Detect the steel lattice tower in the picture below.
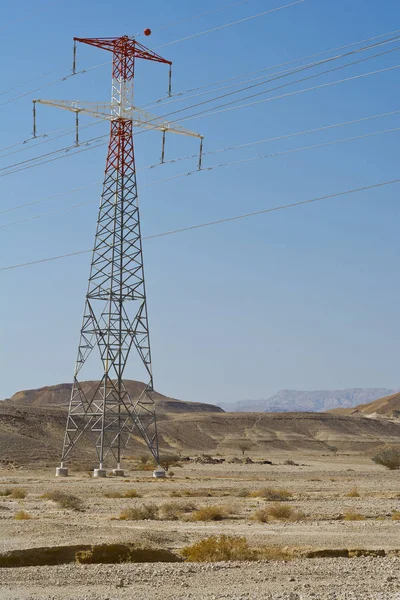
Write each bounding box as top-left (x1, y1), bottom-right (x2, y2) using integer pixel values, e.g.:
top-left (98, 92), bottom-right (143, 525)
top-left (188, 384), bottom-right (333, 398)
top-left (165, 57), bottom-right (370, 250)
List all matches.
top-left (33, 35), bottom-right (203, 477)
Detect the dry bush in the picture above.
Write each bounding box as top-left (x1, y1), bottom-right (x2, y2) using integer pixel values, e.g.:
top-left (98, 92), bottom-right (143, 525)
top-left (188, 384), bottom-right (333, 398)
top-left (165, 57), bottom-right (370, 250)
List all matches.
top-left (159, 501), bottom-right (196, 521)
top-left (346, 487), bottom-right (360, 498)
top-left (168, 471), bottom-right (175, 478)
top-left (190, 505), bottom-right (227, 522)
top-left (104, 491), bottom-right (124, 498)
top-left (372, 448), bottom-right (400, 470)
top-left (235, 489), bottom-right (250, 498)
top-left (261, 503), bottom-right (297, 521)
top-left (124, 489), bottom-right (140, 498)
top-left (119, 504), bottom-right (158, 521)
top-left (170, 490), bottom-right (183, 498)
top-left (181, 535), bottom-right (257, 562)
top-left (391, 512), bottom-right (400, 521)
top-left (343, 511), bottom-right (366, 521)
top-left (139, 455), bottom-right (150, 464)
top-left (14, 510), bottom-right (31, 520)
top-left (0, 488), bottom-right (11, 497)
top-left (134, 464), bottom-right (154, 472)
top-left (250, 488), bottom-right (292, 501)
top-left (42, 490), bottom-right (83, 511)
top-left (183, 489), bottom-right (213, 498)
top-left (11, 488), bottom-right (27, 499)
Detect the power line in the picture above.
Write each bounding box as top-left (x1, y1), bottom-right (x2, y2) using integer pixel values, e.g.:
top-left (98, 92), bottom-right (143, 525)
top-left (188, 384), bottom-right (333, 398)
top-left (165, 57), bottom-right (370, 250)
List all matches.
top-left (136, 0), bottom-right (257, 36)
top-left (1, 40), bottom-right (398, 181)
top-left (2, 107), bottom-right (400, 217)
top-left (2, 177), bottom-right (399, 272)
top-left (2, 123), bottom-right (400, 230)
top-left (146, 34), bottom-right (400, 111)
top-left (180, 63), bottom-right (400, 124)
top-left (157, 0), bottom-right (304, 48)
top-left (150, 28), bottom-right (400, 106)
top-left (156, 42), bottom-right (400, 126)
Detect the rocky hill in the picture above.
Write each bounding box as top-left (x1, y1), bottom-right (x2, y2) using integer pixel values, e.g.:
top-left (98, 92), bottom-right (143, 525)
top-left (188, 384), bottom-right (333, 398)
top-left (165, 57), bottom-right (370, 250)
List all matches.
top-left (3, 380), bottom-right (224, 415)
top-left (221, 388), bottom-right (397, 413)
top-left (329, 391), bottom-right (400, 419)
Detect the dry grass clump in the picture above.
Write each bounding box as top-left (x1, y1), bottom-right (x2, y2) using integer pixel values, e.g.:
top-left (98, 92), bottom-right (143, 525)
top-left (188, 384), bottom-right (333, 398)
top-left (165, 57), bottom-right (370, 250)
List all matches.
top-left (346, 487), bottom-right (360, 498)
top-left (190, 505), bottom-right (228, 522)
top-left (372, 448), bottom-right (400, 471)
top-left (391, 512), bottom-right (400, 521)
top-left (235, 489), bottom-right (250, 498)
top-left (181, 535), bottom-right (289, 562)
top-left (181, 535), bottom-right (257, 562)
top-left (0, 488), bottom-right (12, 497)
top-left (170, 490), bottom-right (183, 498)
top-left (124, 489), bottom-right (140, 498)
top-left (42, 490), bottom-right (83, 511)
top-left (343, 510), bottom-right (366, 521)
top-left (183, 489), bottom-right (213, 498)
top-left (11, 488), bottom-right (27, 499)
top-left (119, 504), bottom-right (158, 521)
top-left (253, 503), bottom-right (304, 522)
top-left (104, 491), bottom-right (124, 498)
top-left (159, 501), bottom-right (196, 521)
top-left (250, 488), bottom-right (292, 501)
top-left (14, 510), bottom-right (31, 520)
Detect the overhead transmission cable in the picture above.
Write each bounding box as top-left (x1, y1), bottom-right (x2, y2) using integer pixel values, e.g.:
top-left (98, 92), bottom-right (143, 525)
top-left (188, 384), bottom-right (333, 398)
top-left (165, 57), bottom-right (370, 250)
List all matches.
top-left (3, 106), bottom-right (399, 217)
top-left (156, 0), bottom-right (304, 48)
top-left (1, 177), bottom-right (399, 272)
top-left (0, 38), bottom-right (398, 179)
top-left (2, 122), bottom-right (400, 230)
top-left (151, 28), bottom-right (400, 106)
top-left (2, 32), bottom-right (393, 162)
top-left (144, 41), bottom-right (400, 128)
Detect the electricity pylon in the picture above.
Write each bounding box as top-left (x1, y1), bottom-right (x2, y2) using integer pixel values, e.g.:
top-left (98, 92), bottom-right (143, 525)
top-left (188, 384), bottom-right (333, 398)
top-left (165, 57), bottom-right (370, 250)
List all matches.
top-left (33, 35), bottom-right (203, 477)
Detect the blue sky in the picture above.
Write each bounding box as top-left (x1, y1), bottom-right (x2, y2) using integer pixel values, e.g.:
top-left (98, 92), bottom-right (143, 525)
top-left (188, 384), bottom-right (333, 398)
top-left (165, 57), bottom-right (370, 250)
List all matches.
top-left (1, 0), bottom-right (400, 404)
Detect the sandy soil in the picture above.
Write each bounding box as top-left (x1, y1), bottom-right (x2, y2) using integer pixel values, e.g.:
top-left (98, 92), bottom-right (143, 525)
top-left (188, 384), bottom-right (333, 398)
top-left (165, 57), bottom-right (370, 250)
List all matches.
top-left (0, 454), bottom-right (400, 599)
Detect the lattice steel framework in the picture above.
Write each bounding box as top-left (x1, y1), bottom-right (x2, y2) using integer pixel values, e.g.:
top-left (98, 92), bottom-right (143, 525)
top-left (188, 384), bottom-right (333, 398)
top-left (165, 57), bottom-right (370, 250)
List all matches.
top-left (33, 36), bottom-right (203, 474)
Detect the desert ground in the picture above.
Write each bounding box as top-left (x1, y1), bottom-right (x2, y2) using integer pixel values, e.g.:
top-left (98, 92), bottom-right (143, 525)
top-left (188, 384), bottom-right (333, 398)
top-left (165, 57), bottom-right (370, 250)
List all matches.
top-left (0, 452), bottom-right (400, 599)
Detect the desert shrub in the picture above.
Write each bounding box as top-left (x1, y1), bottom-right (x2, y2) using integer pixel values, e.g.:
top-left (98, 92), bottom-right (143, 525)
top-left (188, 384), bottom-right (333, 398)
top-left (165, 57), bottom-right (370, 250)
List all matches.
top-left (139, 455), bottom-right (150, 464)
top-left (42, 491), bottom-right (83, 511)
top-left (183, 489), bottom-right (213, 498)
top-left (250, 488), bottom-right (292, 501)
top-left (253, 508), bottom-right (270, 523)
top-left (343, 511), bottom-right (366, 521)
top-left (346, 487), bottom-right (360, 498)
top-left (170, 490), bottom-right (182, 497)
top-left (11, 488), bottom-right (27, 499)
top-left (190, 505), bottom-right (227, 522)
top-left (159, 454), bottom-right (181, 470)
top-left (284, 459), bottom-right (298, 466)
top-left (181, 535), bottom-right (256, 562)
top-left (372, 448), bottom-right (400, 471)
top-left (104, 491), bottom-right (124, 498)
top-left (391, 512), bottom-right (400, 521)
top-left (119, 504), bottom-right (158, 521)
top-left (264, 503), bottom-right (294, 521)
top-left (14, 510), bottom-right (31, 520)
top-left (236, 489), bottom-right (250, 498)
top-left (0, 488), bottom-right (11, 497)
top-left (168, 471), bottom-right (175, 478)
top-left (159, 501), bottom-right (196, 521)
top-left (124, 489), bottom-right (140, 498)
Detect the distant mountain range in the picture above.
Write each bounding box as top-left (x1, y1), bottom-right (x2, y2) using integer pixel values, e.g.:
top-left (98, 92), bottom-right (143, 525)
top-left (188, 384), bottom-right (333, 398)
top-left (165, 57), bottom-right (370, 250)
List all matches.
top-left (220, 388), bottom-right (397, 413)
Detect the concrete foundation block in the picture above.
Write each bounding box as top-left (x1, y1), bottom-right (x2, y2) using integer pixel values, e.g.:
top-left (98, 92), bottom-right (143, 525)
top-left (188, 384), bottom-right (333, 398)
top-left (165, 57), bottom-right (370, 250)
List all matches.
top-left (55, 467), bottom-right (68, 477)
top-left (93, 468), bottom-right (107, 478)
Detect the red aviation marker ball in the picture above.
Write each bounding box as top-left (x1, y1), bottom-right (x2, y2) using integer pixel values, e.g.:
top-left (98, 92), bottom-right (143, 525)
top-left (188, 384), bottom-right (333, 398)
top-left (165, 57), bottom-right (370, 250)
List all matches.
top-left (144, 28), bottom-right (151, 36)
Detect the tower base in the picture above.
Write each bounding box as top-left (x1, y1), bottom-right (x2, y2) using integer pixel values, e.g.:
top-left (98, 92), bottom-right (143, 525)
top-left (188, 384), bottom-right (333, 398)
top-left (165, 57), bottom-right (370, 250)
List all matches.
top-left (55, 467), bottom-right (68, 477)
top-left (112, 469), bottom-right (125, 477)
top-left (93, 468), bottom-right (107, 478)
top-left (153, 466), bottom-right (166, 479)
